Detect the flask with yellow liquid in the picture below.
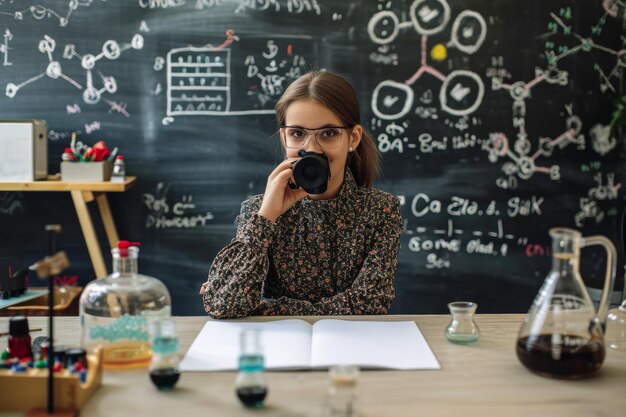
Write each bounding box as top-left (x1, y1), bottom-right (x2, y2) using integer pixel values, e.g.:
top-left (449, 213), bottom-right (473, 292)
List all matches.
top-left (80, 241), bottom-right (171, 370)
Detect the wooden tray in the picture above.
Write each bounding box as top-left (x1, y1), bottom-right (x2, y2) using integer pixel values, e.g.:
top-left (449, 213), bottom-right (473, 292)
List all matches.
top-left (0, 349), bottom-right (102, 412)
top-left (0, 286), bottom-right (82, 317)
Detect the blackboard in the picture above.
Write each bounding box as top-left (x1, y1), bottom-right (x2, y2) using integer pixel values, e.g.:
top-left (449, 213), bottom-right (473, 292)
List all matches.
top-left (0, 0), bottom-right (624, 315)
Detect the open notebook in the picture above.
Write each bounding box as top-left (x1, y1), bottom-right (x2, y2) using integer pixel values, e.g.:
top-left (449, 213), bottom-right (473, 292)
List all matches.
top-left (180, 319), bottom-right (440, 371)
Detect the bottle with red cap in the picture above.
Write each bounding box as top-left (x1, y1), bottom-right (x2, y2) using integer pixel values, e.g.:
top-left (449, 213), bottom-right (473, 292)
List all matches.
top-left (79, 240), bottom-right (171, 370)
top-left (110, 155), bottom-right (125, 183)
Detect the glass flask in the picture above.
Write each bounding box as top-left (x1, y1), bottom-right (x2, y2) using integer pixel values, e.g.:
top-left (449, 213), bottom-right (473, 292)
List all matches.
top-left (235, 329), bottom-right (268, 408)
top-left (445, 301), bottom-right (481, 344)
top-left (79, 241), bottom-right (171, 370)
top-left (516, 228), bottom-right (617, 379)
top-left (605, 255), bottom-right (626, 351)
top-left (324, 365), bottom-right (359, 417)
top-left (605, 293), bottom-right (626, 351)
top-left (149, 319), bottom-right (181, 390)
top-left (606, 209), bottom-right (626, 352)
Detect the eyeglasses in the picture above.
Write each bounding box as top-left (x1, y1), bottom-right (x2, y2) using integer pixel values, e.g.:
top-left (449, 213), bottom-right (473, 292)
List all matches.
top-left (280, 125), bottom-right (352, 150)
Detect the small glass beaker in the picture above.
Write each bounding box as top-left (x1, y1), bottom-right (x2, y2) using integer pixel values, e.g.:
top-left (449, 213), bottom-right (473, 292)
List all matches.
top-left (148, 318), bottom-right (180, 390)
top-left (445, 301), bottom-right (480, 344)
top-left (324, 365), bottom-right (359, 417)
top-left (235, 329), bottom-right (268, 408)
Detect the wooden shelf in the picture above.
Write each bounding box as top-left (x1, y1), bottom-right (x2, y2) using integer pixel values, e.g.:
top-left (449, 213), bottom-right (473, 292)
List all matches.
top-left (0, 176), bottom-right (136, 192)
top-left (0, 176), bottom-right (137, 278)
top-left (0, 290), bottom-right (48, 310)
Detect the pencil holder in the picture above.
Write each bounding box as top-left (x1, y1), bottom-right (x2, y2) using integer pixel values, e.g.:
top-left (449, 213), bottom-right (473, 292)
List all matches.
top-left (61, 161), bottom-right (113, 182)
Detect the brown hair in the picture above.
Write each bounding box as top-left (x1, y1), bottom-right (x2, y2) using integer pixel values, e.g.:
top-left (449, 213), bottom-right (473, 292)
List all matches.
top-left (275, 70), bottom-right (380, 188)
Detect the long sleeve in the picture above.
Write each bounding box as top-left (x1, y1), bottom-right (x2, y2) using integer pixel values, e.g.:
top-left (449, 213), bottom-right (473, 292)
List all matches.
top-left (252, 195), bottom-right (403, 316)
top-left (202, 197), bottom-right (275, 318)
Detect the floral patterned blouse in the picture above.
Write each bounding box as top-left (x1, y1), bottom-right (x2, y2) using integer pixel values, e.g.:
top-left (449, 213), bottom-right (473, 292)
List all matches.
top-left (202, 170), bottom-right (403, 318)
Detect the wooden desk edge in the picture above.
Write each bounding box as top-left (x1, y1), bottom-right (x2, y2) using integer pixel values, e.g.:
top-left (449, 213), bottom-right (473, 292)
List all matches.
top-left (0, 176), bottom-right (136, 192)
top-left (184, 313), bottom-right (526, 325)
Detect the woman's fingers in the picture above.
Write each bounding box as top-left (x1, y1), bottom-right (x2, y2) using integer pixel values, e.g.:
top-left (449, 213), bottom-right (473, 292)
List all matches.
top-left (273, 168), bottom-right (295, 186)
top-left (199, 282), bottom-right (208, 295)
top-left (259, 158), bottom-right (304, 221)
top-left (290, 187), bottom-right (308, 202)
top-left (274, 170), bottom-right (307, 203)
top-left (267, 158), bottom-right (298, 181)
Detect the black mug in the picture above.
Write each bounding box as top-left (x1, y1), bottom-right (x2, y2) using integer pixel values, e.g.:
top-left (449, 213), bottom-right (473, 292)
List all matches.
top-left (292, 150), bottom-right (330, 194)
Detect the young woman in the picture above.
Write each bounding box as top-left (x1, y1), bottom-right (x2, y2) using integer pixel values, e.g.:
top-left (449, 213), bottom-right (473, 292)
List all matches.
top-left (200, 70), bottom-right (403, 318)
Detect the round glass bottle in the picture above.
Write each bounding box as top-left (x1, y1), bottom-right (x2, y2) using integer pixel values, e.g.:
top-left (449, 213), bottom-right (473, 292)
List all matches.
top-left (79, 241), bottom-right (171, 370)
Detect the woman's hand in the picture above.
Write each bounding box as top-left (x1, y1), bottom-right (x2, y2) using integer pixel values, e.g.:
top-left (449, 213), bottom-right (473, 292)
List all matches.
top-left (258, 159), bottom-right (308, 222)
top-left (199, 281), bottom-right (209, 295)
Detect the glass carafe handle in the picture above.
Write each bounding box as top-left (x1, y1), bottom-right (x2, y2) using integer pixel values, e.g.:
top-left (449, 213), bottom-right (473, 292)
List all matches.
top-left (581, 235), bottom-right (617, 329)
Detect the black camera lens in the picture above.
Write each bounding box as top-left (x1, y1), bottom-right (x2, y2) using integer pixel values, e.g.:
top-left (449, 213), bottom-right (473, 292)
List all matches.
top-left (302, 165), bottom-right (319, 180)
top-left (292, 150), bottom-right (330, 194)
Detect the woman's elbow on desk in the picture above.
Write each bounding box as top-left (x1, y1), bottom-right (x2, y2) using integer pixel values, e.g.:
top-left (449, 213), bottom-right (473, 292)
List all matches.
top-left (203, 296), bottom-right (246, 319)
top-left (347, 288), bottom-right (394, 315)
top-left (202, 288), bottom-right (259, 319)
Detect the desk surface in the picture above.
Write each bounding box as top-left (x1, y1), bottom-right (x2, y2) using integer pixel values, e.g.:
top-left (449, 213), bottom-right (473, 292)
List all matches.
top-left (0, 176), bottom-right (136, 192)
top-left (2, 315), bottom-right (625, 417)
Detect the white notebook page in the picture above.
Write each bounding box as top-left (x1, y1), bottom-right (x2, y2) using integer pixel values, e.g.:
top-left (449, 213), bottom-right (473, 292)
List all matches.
top-left (310, 320), bottom-right (441, 370)
top-left (180, 319), bottom-right (312, 371)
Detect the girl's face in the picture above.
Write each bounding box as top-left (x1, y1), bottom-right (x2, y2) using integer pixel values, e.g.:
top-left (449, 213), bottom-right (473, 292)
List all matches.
top-left (281, 99), bottom-right (362, 200)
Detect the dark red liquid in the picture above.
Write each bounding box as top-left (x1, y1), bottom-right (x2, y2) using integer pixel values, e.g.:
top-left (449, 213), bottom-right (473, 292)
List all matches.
top-left (516, 335), bottom-right (605, 379)
top-left (149, 368), bottom-right (180, 390)
top-left (236, 386), bottom-right (268, 407)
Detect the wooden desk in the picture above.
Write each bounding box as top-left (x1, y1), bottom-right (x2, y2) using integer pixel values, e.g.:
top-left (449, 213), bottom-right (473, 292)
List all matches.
top-left (0, 177), bottom-right (136, 279)
top-left (1, 314), bottom-right (624, 417)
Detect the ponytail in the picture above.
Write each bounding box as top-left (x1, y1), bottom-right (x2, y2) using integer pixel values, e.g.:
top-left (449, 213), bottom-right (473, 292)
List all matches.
top-left (348, 130), bottom-right (380, 187)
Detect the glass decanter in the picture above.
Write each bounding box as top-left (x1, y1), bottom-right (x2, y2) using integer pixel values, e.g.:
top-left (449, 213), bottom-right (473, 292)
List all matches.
top-left (516, 228), bottom-right (616, 379)
top-left (79, 241), bottom-right (171, 370)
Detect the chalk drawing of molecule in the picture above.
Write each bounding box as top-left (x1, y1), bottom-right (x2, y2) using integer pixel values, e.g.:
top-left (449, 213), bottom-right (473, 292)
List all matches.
top-left (483, 5), bottom-right (623, 188)
top-left (483, 109), bottom-right (583, 186)
top-left (5, 33), bottom-right (143, 104)
top-left (0, 28), bottom-right (12, 66)
top-left (545, 6), bottom-right (625, 94)
top-left (368, 0), bottom-right (486, 120)
top-left (0, 0), bottom-right (101, 27)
